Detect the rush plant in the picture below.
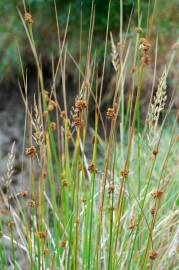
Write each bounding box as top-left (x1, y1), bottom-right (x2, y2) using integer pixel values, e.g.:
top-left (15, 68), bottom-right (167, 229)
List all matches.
top-left (0, 1), bottom-right (179, 270)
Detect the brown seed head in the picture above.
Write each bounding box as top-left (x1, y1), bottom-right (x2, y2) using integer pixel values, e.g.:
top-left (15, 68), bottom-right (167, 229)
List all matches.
top-left (75, 218), bottom-right (80, 225)
top-left (88, 162), bottom-right (94, 173)
top-left (61, 240), bottom-right (67, 248)
top-left (129, 216), bottom-right (136, 231)
top-left (139, 38), bottom-right (151, 51)
top-left (50, 100), bottom-right (57, 108)
top-left (60, 110), bottom-right (67, 119)
top-left (108, 184), bottom-right (115, 194)
top-left (48, 100), bottom-right (57, 112)
top-left (43, 110), bottom-right (48, 118)
top-left (106, 107), bottom-right (116, 120)
top-left (7, 221), bottom-right (14, 230)
top-left (25, 146), bottom-right (36, 157)
top-left (152, 148), bottom-right (158, 156)
top-left (149, 250), bottom-right (158, 260)
top-left (150, 207), bottom-right (155, 216)
top-left (50, 122), bottom-right (57, 131)
top-left (42, 170), bottom-right (47, 178)
top-left (75, 100), bottom-right (87, 110)
top-left (131, 65), bottom-right (136, 74)
top-left (24, 12), bottom-right (33, 24)
top-left (73, 117), bottom-right (81, 127)
top-left (142, 54), bottom-right (151, 65)
top-left (135, 27), bottom-right (143, 33)
top-left (36, 231), bottom-right (46, 240)
top-left (28, 199), bottom-right (37, 208)
top-left (151, 190), bottom-right (164, 199)
top-left (145, 118), bottom-right (150, 126)
top-left (21, 191), bottom-right (28, 198)
top-left (91, 135), bottom-right (99, 145)
top-left (120, 168), bottom-right (129, 178)
top-left (62, 180), bottom-right (68, 187)
top-left (48, 104), bottom-right (54, 112)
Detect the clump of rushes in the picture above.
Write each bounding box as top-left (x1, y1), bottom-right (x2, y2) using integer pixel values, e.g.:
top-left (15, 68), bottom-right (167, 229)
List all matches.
top-left (0, 1), bottom-right (178, 270)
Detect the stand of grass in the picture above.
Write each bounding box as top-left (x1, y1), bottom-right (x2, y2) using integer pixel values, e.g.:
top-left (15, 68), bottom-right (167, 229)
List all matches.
top-left (0, 1), bottom-right (178, 269)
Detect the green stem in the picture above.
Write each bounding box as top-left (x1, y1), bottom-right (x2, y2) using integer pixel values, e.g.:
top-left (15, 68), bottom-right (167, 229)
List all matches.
top-left (87, 112), bottom-right (98, 269)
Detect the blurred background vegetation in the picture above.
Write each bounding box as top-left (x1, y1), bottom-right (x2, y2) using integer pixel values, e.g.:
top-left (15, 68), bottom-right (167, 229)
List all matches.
top-left (0, 0), bottom-right (178, 82)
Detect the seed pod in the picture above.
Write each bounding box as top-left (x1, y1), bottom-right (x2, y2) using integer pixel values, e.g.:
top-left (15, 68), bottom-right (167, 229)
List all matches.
top-left (61, 240), bottom-right (67, 248)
